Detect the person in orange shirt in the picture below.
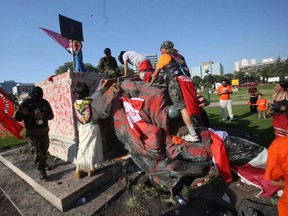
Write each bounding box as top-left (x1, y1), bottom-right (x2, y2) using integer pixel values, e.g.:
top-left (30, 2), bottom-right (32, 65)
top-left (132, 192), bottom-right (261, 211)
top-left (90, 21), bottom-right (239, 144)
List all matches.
top-left (256, 93), bottom-right (268, 119)
top-left (216, 79), bottom-right (234, 121)
top-left (264, 136), bottom-right (288, 216)
top-left (147, 41), bottom-right (200, 142)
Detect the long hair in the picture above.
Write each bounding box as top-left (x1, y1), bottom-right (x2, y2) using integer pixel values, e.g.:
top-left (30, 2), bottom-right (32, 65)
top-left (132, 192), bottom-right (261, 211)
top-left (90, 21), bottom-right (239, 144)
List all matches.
top-left (118, 51), bottom-right (126, 65)
top-left (277, 80), bottom-right (288, 91)
top-left (75, 82), bottom-right (90, 99)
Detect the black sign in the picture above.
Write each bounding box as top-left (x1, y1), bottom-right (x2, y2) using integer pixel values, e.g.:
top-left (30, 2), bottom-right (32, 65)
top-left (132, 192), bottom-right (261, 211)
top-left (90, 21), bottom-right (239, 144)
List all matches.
top-left (59, 14), bottom-right (83, 41)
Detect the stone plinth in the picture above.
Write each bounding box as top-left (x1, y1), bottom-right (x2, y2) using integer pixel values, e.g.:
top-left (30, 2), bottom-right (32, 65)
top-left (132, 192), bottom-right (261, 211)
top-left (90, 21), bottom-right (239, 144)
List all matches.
top-left (37, 72), bottom-right (104, 162)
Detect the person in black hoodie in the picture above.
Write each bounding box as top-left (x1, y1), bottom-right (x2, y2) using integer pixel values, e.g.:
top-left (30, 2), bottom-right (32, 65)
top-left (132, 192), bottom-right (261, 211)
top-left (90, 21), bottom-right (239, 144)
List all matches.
top-left (15, 86), bottom-right (54, 180)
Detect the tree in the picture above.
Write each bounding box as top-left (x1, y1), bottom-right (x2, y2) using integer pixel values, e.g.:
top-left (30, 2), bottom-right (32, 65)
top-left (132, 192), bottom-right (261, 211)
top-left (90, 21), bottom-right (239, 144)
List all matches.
top-left (119, 65), bottom-right (135, 76)
top-left (55, 62), bottom-right (98, 75)
top-left (234, 71), bottom-right (245, 83)
top-left (192, 76), bottom-right (202, 90)
top-left (223, 73), bottom-right (234, 83)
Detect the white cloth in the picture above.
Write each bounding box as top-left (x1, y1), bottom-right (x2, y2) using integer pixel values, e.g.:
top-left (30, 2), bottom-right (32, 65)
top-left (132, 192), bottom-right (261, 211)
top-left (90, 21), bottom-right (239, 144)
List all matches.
top-left (219, 99), bottom-right (234, 120)
top-left (76, 122), bottom-right (104, 172)
top-left (122, 51), bottom-right (146, 67)
top-left (75, 98), bottom-right (104, 172)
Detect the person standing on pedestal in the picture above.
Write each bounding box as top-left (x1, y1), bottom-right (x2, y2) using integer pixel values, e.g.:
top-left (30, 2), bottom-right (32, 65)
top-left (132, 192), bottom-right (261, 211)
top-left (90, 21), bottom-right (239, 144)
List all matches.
top-left (15, 86), bottom-right (54, 180)
top-left (73, 82), bottom-right (104, 179)
top-left (69, 39), bottom-right (86, 72)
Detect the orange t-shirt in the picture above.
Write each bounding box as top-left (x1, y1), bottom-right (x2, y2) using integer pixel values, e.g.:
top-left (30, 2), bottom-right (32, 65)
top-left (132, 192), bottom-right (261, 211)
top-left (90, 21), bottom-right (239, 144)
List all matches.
top-left (256, 98), bottom-right (268, 111)
top-left (264, 136), bottom-right (288, 216)
top-left (156, 54), bottom-right (172, 69)
top-left (217, 85), bottom-right (232, 100)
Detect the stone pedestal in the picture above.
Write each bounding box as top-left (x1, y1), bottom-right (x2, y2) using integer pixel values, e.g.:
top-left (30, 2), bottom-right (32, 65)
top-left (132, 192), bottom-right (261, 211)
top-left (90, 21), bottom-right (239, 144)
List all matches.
top-left (37, 72), bottom-right (103, 162)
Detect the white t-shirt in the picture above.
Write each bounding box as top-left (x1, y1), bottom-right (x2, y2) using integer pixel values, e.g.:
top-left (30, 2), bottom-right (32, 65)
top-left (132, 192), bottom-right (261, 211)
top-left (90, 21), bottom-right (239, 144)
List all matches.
top-left (122, 51), bottom-right (146, 67)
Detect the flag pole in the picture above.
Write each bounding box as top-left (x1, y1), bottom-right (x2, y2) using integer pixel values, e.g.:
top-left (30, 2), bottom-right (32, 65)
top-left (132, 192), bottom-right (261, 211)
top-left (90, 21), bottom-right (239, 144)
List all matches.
top-left (71, 40), bottom-right (75, 72)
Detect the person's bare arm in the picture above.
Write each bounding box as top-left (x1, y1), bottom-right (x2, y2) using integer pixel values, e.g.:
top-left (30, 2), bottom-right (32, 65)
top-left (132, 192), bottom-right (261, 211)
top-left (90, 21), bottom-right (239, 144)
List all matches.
top-left (123, 61), bottom-right (129, 77)
top-left (146, 67), bottom-right (161, 86)
top-left (270, 178), bottom-right (286, 187)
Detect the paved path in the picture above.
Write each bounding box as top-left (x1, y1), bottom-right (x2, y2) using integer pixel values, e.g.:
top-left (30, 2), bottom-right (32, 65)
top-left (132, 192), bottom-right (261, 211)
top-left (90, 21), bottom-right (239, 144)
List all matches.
top-left (209, 99), bottom-right (272, 107)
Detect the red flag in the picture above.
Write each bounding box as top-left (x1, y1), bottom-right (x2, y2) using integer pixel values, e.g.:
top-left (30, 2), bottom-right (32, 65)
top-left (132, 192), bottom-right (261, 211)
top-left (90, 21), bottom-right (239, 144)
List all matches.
top-left (209, 129), bottom-right (279, 196)
top-left (209, 129), bottom-right (232, 183)
top-left (0, 110), bottom-right (24, 140)
top-left (0, 87), bottom-right (14, 117)
top-left (176, 76), bottom-right (200, 116)
top-left (39, 27), bottom-right (69, 51)
top-left (122, 97), bottom-right (145, 138)
top-left (232, 149), bottom-right (279, 197)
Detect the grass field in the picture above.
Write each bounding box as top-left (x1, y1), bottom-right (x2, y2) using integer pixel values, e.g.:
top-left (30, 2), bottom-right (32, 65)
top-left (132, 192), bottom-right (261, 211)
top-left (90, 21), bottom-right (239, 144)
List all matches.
top-left (0, 84), bottom-right (277, 151)
top-left (203, 83), bottom-right (276, 148)
top-left (206, 84), bottom-right (276, 103)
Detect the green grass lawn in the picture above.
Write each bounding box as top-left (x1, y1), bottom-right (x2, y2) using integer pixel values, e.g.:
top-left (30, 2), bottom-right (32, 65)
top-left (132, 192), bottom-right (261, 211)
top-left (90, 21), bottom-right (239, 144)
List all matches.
top-left (0, 134), bottom-right (26, 151)
top-left (202, 84), bottom-right (276, 148)
top-left (205, 104), bottom-right (274, 148)
top-left (204, 84), bottom-right (276, 103)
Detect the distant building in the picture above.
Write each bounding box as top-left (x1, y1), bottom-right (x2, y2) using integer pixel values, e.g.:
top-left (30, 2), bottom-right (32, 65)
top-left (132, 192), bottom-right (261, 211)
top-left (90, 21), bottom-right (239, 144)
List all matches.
top-left (0, 80), bottom-right (17, 93)
top-left (12, 83), bottom-right (35, 104)
top-left (191, 61), bottom-right (224, 79)
top-left (262, 57), bottom-right (274, 64)
top-left (235, 57), bottom-right (287, 74)
top-left (133, 53), bottom-right (158, 73)
top-left (234, 59), bottom-right (258, 72)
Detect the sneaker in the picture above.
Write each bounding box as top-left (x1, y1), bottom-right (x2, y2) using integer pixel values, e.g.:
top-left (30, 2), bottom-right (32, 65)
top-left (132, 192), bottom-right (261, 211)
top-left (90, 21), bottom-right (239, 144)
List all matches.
top-left (222, 118), bottom-right (227, 121)
top-left (94, 163), bottom-right (103, 170)
top-left (230, 117), bottom-right (234, 121)
top-left (183, 134), bottom-right (200, 142)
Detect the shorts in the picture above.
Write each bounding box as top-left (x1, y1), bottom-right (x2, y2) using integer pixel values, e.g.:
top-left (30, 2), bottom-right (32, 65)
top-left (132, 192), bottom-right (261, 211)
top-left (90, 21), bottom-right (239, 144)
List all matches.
top-left (168, 78), bottom-right (185, 111)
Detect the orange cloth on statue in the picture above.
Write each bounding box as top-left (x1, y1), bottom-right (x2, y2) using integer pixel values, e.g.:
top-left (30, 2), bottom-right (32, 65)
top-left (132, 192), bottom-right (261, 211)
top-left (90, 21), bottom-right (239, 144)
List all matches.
top-left (264, 136), bottom-right (288, 216)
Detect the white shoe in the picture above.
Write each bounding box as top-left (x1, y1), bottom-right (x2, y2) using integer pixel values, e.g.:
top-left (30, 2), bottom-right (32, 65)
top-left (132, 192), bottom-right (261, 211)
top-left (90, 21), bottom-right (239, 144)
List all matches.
top-left (183, 134), bottom-right (200, 142)
top-left (94, 163), bottom-right (103, 169)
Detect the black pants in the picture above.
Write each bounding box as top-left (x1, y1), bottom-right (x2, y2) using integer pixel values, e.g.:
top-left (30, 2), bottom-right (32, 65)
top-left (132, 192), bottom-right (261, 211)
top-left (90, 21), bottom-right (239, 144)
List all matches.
top-left (26, 127), bottom-right (49, 170)
top-left (250, 96), bottom-right (258, 112)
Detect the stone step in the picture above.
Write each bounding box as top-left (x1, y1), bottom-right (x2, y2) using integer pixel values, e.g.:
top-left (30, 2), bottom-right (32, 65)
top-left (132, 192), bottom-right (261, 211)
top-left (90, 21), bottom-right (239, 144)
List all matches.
top-left (0, 147), bottom-right (128, 214)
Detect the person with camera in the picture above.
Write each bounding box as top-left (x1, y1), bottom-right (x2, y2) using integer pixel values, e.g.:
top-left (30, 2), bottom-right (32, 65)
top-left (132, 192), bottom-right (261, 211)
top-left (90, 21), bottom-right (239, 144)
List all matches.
top-left (216, 79), bottom-right (234, 121)
top-left (269, 80), bottom-right (288, 138)
top-left (15, 86), bottom-right (54, 180)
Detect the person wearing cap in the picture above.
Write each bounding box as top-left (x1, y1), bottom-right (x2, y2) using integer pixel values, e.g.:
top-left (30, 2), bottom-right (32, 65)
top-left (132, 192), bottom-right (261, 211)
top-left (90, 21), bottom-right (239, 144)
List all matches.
top-left (15, 86), bottom-right (54, 180)
top-left (147, 41), bottom-right (200, 142)
top-left (97, 48), bottom-right (120, 78)
top-left (118, 51), bottom-right (154, 82)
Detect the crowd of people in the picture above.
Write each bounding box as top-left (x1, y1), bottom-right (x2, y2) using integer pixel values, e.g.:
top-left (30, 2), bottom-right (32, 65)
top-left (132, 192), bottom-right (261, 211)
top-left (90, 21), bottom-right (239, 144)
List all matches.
top-left (14, 40), bottom-right (288, 215)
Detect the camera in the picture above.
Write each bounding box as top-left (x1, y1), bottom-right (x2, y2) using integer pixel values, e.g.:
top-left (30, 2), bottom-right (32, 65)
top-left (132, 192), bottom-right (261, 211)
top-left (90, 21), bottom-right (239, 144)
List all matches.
top-left (270, 103), bottom-right (282, 112)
